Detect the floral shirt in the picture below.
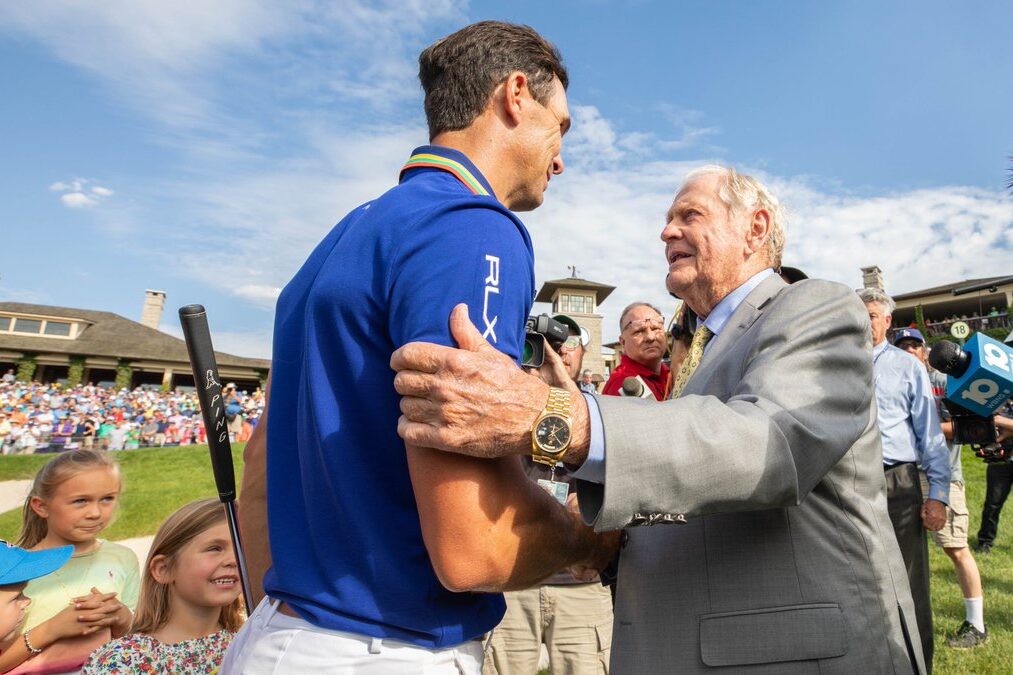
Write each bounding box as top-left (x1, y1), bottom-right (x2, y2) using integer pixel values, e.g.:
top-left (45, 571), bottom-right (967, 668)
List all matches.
top-left (81, 630), bottom-right (233, 674)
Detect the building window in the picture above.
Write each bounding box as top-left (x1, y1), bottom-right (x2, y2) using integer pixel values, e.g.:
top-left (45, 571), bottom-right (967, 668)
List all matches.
top-left (571, 295), bottom-right (590, 313)
top-left (13, 318), bottom-right (42, 334)
top-left (0, 316), bottom-right (9, 331)
top-left (44, 321), bottom-right (72, 336)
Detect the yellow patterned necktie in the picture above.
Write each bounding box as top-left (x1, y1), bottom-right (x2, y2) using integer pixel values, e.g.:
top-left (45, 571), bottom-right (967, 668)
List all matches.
top-left (668, 325), bottom-right (714, 399)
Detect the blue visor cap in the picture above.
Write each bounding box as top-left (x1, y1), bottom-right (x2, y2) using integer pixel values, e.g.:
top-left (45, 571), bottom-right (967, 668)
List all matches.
top-left (0, 543), bottom-right (73, 586)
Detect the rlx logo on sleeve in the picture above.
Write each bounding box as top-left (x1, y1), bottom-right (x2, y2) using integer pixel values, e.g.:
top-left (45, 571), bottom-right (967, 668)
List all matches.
top-left (482, 255), bottom-right (499, 343)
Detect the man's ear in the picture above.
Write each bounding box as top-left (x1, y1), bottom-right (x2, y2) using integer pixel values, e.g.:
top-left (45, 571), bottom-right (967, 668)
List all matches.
top-left (29, 496), bottom-right (48, 519)
top-left (745, 208), bottom-right (772, 256)
top-left (885, 314), bottom-right (893, 330)
top-left (500, 71), bottom-right (531, 127)
top-left (149, 554), bottom-right (173, 585)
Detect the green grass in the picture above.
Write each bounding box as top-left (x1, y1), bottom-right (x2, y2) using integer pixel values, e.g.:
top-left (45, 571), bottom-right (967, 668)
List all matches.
top-left (2, 445), bottom-right (1012, 673)
top-left (930, 448), bottom-right (1011, 674)
top-left (0, 444), bottom-right (246, 541)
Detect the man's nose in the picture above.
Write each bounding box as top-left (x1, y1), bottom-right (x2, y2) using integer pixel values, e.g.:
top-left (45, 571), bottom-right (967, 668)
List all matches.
top-left (660, 220), bottom-right (681, 242)
top-left (552, 154), bottom-right (564, 175)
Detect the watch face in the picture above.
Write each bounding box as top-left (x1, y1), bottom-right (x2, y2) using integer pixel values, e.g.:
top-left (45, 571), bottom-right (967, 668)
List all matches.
top-left (535, 415), bottom-right (570, 455)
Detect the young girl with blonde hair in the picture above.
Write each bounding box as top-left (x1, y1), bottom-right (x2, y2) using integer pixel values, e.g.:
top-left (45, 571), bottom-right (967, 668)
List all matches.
top-left (82, 499), bottom-right (243, 673)
top-left (2, 449), bottom-right (139, 674)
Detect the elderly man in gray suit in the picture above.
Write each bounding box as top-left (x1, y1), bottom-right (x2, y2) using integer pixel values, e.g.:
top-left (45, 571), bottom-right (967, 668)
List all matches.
top-left (392, 166), bottom-right (924, 673)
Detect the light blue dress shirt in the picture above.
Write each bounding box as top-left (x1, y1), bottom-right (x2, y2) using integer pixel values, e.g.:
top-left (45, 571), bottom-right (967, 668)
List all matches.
top-left (872, 341), bottom-right (951, 504)
top-left (573, 269), bottom-right (775, 484)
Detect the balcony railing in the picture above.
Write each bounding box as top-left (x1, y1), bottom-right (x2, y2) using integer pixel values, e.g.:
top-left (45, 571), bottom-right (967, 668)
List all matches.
top-left (921, 313), bottom-right (1011, 337)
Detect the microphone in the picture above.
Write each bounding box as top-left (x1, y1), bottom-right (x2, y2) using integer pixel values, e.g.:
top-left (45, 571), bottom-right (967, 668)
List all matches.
top-left (929, 333), bottom-right (1013, 417)
top-left (620, 376), bottom-right (654, 399)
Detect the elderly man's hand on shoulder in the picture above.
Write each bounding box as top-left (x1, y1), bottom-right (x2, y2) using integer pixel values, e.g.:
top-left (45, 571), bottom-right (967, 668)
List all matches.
top-left (392, 303), bottom-right (589, 463)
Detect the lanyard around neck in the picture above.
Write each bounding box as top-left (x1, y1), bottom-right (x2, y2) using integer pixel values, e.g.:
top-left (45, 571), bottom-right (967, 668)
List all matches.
top-left (400, 153), bottom-right (490, 196)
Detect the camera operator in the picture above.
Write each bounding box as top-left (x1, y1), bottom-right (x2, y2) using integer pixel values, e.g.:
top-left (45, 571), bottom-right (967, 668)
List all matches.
top-left (485, 314), bottom-right (613, 675)
top-left (895, 328), bottom-right (988, 648)
top-left (974, 399), bottom-right (1013, 554)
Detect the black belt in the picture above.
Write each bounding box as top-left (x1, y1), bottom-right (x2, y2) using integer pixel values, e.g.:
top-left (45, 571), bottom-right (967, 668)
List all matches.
top-left (883, 461), bottom-right (916, 470)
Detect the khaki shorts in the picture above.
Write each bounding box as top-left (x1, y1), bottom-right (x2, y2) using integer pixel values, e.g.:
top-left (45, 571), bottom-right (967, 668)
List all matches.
top-left (919, 473), bottom-right (969, 549)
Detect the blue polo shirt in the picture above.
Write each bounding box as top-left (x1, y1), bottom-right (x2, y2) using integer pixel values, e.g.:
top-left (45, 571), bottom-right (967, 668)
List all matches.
top-left (263, 145), bottom-right (534, 647)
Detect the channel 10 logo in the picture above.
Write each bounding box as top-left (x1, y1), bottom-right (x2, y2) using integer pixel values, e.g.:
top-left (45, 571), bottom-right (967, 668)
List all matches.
top-left (946, 332), bottom-right (1013, 417)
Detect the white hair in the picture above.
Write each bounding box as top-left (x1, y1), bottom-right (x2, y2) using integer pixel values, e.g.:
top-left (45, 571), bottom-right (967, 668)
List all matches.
top-left (857, 288), bottom-right (896, 315)
top-left (681, 165), bottom-right (786, 268)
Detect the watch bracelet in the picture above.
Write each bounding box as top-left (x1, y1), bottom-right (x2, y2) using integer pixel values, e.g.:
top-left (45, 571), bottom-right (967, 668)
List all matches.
top-left (545, 387), bottom-right (571, 417)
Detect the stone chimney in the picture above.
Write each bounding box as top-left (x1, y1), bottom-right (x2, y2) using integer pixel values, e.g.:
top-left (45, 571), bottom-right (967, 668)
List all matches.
top-left (861, 266), bottom-right (885, 290)
top-left (141, 290), bottom-right (166, 330)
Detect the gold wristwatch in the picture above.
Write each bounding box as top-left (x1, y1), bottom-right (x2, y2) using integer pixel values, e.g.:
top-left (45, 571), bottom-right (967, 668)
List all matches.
top-left (531, 387), bottom-right (572, 467)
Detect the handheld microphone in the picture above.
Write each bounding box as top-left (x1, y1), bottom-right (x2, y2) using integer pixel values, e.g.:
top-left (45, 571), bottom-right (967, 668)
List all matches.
top-left (620, 376), bottom-right (654, 399)
top-left (929, 333), bottom-right (1013, 417)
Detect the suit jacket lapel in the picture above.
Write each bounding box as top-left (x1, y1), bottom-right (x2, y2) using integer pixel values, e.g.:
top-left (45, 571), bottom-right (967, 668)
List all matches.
top-left (681, 274), bottom-right (788, 396)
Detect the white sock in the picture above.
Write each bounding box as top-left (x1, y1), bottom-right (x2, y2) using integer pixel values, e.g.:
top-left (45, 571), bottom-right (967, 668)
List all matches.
top-left (964, 597), bottom-right (984, 632)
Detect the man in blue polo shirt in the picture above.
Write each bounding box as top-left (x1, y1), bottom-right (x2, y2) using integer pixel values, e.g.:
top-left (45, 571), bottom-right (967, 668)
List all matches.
top-left (223, 21), bottom-right (617, 674)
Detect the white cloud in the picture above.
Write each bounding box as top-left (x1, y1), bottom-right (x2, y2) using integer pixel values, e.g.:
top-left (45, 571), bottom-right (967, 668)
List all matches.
top-left (60, 192), bottom-right (99, 208)
top-left (234, 284), bottom-right (283, 307)
top-left (525, 162), bottom-right (1012, 345)
top-left (8, 3), bottom-right (1009, 351)
top-left (0, 0), bottom-right (466, 138)
top-left (50, 177), bottom-right (114, 208)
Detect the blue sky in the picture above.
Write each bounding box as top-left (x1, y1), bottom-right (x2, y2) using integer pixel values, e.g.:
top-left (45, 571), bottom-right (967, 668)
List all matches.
top-left (2, 1), bottom-right (1011, 358)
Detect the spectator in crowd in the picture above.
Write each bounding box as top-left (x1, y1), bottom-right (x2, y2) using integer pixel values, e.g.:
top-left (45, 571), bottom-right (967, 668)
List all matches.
top-left (666, 305), bottom-right (694, 374)
top-left (0, 542), bottom-right (73, 672)
top-left (601, 303), bottom-right (669, 400)
top-left (484, 314), bottom-right (613, 675)
top-left (0, 380), bottom-right (265, 453)
top-left (0, 412), bottom-right (11, 452)
top-left (224, 384), bottom-right (244, 443)
top-left (860, 289), bottom-right (950, 669)
top-left (4, 450), bottom-right (139, 673)
top-left (974, 400), bottom-right (1013, 554)
top-left (895, 327), bottom-right (988, 648)
top-left (578, 370), bottom-right (597, 395)
top-left (2, 369), bottom-right (14, 384)
top-left (81, 499), bottom-right (243, 674)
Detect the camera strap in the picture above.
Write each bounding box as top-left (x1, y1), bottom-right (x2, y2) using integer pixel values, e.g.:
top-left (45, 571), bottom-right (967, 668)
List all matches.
top-left (400, 152), bottom-right (491, 196)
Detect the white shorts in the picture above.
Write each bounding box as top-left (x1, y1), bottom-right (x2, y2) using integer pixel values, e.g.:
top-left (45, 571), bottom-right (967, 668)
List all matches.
top-left (221, 597), bottom-right (484, 674)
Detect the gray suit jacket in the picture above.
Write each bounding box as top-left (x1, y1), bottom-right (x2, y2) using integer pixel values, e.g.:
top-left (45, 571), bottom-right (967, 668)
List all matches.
top-left (577, 275), bottom-right (924, 674)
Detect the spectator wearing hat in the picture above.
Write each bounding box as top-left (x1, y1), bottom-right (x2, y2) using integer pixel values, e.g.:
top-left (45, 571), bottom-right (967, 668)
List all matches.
top-left (895, 327), bottom-right (989, 648)
top-left (0, 541), bottom-right (74, 671)
top-left (602, 302), bottom-right (669, 400)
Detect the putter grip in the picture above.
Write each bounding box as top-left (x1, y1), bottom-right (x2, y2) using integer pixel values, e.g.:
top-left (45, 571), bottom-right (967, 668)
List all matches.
top-left (179, 304), bottom-right (237, 501)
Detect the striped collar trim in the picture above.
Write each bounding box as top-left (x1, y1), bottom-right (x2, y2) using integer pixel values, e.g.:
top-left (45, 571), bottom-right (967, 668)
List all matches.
top-left (400, 152), bottom-right (490, 196)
